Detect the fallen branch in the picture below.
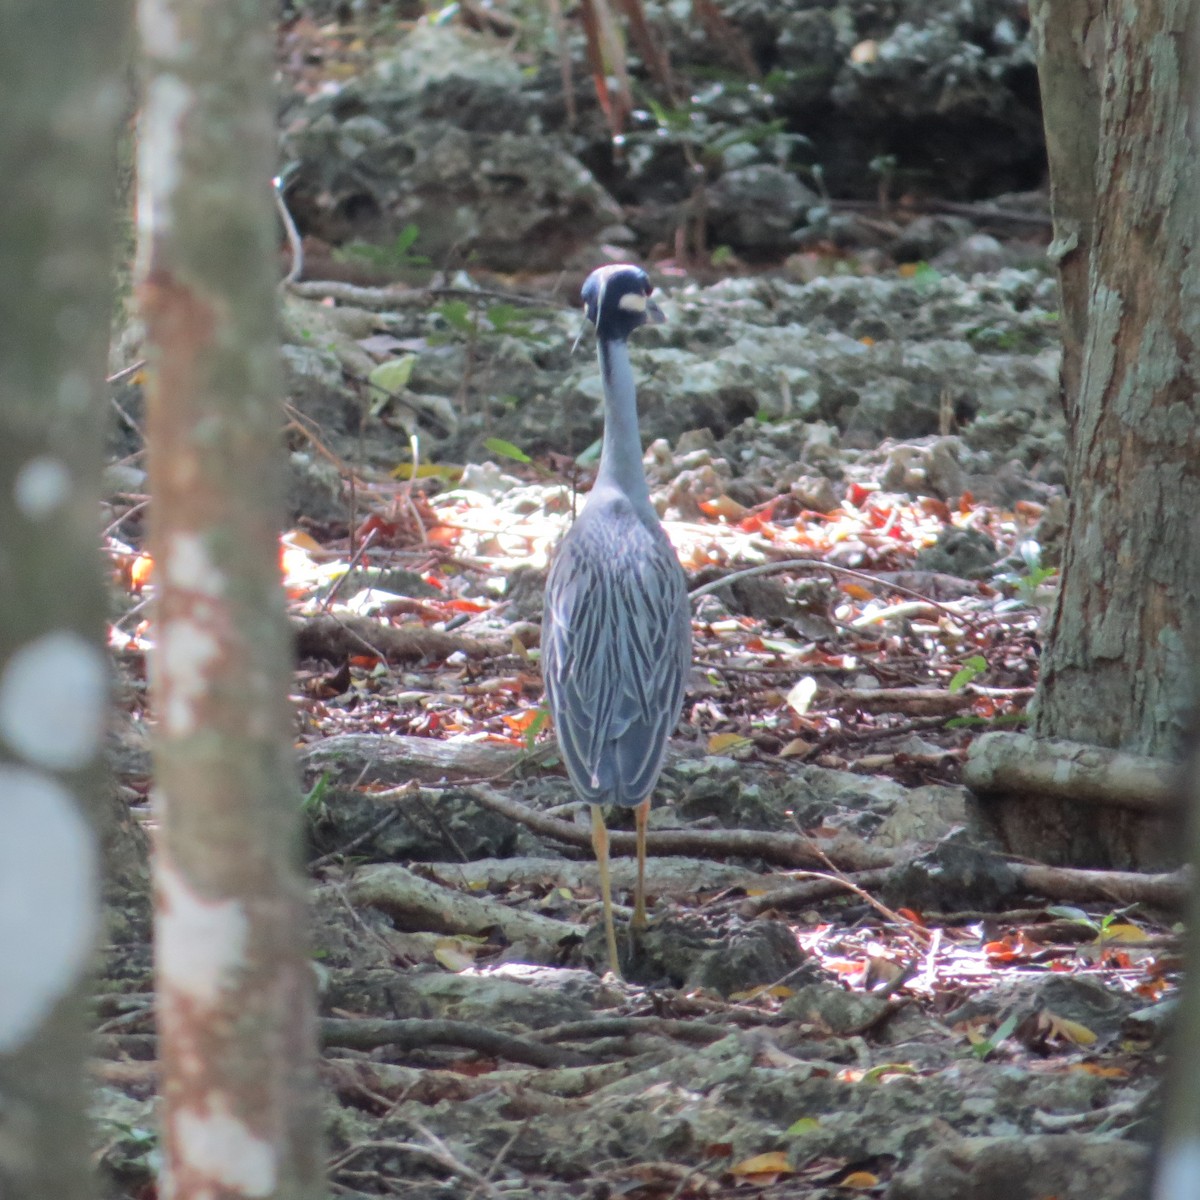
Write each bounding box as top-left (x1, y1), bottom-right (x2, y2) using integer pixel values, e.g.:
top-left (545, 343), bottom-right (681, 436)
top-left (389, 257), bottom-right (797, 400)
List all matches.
top-left (964, 732), bottom-right (1177, 813)
top-left (321, 1017), bottom-right (589, 1069)
top-left (534, 1017), bottom-right (731, 1045)
top-left (302, 732), bottom-right (526, 786)
top-left (1010, 862), bottom-right (1187, 910)
top-left (463, 784), bottom-right (895, 872)
top-left (294, 613), bottom-right (510, 664)
top-left (424, 854), bottom-right (766, 899)
top-left (347, 862), bottom-right (578, 951)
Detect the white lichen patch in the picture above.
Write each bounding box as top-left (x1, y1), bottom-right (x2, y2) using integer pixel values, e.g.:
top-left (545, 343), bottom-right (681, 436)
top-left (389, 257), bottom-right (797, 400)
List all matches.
top-left (156, 859), bottom-right (249, 1007)
top-left (137, 0), bottom-right (182, 58)
top-left (165, 533), bottom-right (225, 597)
top-left (0, 631), bottom-right (106, 770)
top-left (158, 618), bottom-right (220, 735)
top-left (14, 457), bottom-right (72, 519)
top-left (175, 1098), bottom-right (278, 1198)
top-left (56, 369), bottom-right (91, 414)
top-left (136, 72), bottom-right (192, 254)
top-left (0, 766), bottom-right (97, 1052)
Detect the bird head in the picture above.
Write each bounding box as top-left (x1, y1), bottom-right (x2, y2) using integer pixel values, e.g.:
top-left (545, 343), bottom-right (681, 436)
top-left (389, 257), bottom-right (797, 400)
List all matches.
top-left (579, 264), bottom-right (665, 344)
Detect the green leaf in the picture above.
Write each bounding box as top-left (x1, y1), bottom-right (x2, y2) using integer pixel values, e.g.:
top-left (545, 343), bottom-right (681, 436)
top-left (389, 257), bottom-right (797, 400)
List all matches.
top-left (394, 223), bottom-right (421, 255)
top-left (948, 654), bottom-right (988, 693)
top-left (367, 355), bottom-right (417, 412)
top-left (437, 299), bottom-right (474, 334)
top-left (483, 437), bottom-right (532, 464)
top-left (785, 1117), bottom-right (820, 1136)
top-left (971, 1011), bottom-right (1019, 1060)
top-left (523, 706), bottom-right (548, 751)
top-left (1045, 905), bottom-right (1093, 924)
top-left (302, 772), bottom-right (331, 815)
top-left (576, 438), bottom-right (603, 467)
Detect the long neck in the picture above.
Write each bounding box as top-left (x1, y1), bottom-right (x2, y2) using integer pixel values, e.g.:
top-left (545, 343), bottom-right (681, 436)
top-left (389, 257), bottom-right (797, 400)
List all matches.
top-left (594, 336), bottom-right (651, 506)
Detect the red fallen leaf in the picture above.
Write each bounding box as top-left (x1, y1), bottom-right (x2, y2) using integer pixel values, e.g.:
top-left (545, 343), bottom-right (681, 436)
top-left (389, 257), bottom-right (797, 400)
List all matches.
top-left (840, 583), bottom-right (873, 601)
top-left (846, 481), bottom-right (877, 506)
top-left (348, 655), bottom-right (381, 669)
top-left (422, 571), bottom-right (445, 590)
top-left (503, 710), bottom-right (543, 733)
top-left (918, 496), bottom-right (953, 522)
top-left (447, 1058), bottom-right (500, 1076)
top-left (985, 935), bottom-right (1021, 962)
top-left (355, 513), bottom-right (399, 541)
top-left (699, 495), bottom-right (749, 521)
top-left (895, 908), bottom-right (925, 925)
top-left (445, 597), bottom-right (488, 612)
top-left (958, 490), bottom-right (975, 512)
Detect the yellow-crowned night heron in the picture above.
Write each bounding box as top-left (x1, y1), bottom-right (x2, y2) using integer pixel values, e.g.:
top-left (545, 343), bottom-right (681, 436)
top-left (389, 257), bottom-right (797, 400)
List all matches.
top-left (542, 264), bottom-right (691, 976)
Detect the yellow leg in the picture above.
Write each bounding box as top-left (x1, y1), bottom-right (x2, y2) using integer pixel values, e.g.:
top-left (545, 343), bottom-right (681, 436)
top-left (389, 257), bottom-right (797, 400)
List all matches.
top-left (591, 804), bottom-right (621, 977)
top-left (632, 798), bottom-right (650, 931)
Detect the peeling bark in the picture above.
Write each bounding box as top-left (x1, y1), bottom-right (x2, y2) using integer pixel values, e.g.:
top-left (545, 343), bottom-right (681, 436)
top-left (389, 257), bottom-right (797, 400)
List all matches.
top-left (136, 1), bottom-right (322, 1197)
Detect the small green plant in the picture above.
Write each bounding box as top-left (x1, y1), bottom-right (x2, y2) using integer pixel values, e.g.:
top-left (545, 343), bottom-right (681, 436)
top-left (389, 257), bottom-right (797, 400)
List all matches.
top-left (430, 299), bottom-right (553, 348)
top-left (948, 654), bottom-right (988, 693)
top-left (969, 1012), bottom-right (1019, 1060)
top-left (996, 540), bottom-right (1057, 604)
top-left (335, 223), bottom-right (429, 271)
top-left (946, 710), bottom-right (1028, 731)
top-left (523, 706), bottom-right (548, 751)
top-left (301, 772), bottom-right (332, 818)
top-left (483, 437), bottom-right (532, 464)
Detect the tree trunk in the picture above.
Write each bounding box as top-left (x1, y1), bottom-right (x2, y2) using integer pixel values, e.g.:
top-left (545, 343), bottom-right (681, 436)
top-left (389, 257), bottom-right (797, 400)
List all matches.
top-left (1029, 0), bottom-right (1103, 432)
top-left (1034, 2), bottom-right (1200, 762)
top-left (136, 1), bottom-right (323, 1196)
top-left (0, 1), bottom-right (129, 1197)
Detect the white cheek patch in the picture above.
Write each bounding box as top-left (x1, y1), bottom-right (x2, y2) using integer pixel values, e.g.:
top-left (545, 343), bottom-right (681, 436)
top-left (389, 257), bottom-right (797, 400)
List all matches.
top-left (618, 292), bottom-right (648, 313)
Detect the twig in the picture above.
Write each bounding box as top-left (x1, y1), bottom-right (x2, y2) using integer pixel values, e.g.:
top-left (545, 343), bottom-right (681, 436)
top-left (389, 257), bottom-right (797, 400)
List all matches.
top-left (463, 783), bottom-right (893, 872)
top-left (690, 555), bottom-right (988, 636)
top-left (274, 176), bottom-right (305, 284)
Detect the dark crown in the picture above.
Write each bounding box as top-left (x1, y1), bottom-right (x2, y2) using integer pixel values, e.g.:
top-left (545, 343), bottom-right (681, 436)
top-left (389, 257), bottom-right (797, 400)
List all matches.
top-left (580, 264), bottom-right (663, 341)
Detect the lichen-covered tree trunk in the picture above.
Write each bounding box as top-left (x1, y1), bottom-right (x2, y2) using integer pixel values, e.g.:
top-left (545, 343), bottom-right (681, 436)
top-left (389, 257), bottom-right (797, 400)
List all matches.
top-left (1033, 3), bottom-right (1200, 763)
top-left (136, 1), bottom-right (323, 1197)
top-left (0, 2), bottom-right (129, 1197)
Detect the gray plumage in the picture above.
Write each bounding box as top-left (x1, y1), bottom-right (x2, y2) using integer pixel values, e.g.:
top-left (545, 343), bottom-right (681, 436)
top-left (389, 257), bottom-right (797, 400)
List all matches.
top-left (543, 491), bottom-right (690, 807)
top-left (542, 264), bottom-right (690, 975)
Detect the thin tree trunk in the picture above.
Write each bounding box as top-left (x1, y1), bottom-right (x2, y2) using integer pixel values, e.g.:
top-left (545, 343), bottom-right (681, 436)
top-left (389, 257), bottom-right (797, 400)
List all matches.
top-left (1029, 0), bottom-right (1103, 433)
top-left (0, 2), bottom-right (129, 1197)
top-left (1033, 1), bottom-right (1200, 761)
top-left (136, 1), bottom-right (323, 1196)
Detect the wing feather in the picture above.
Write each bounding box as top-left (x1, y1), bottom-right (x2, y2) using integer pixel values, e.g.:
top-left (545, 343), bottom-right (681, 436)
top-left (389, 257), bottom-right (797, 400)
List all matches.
top-left (543, 502), bottom-right (690, 806)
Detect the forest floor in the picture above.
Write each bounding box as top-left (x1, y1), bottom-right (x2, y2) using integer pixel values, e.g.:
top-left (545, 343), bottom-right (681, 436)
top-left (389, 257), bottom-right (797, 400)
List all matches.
top-left (92, 8), bottom-right (1171, 1199)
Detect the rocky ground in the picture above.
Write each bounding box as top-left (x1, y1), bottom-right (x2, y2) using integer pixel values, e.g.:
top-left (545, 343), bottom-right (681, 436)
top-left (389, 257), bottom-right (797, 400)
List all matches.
top-left (93, 4), bottom-right (1171, 1197)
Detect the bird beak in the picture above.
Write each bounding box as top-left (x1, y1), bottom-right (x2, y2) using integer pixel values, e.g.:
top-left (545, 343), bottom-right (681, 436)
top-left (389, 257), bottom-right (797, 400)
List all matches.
top-left (646, 298), bottom-right (666, 324)
top-left (571, 314), bottom-right (589, 353)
